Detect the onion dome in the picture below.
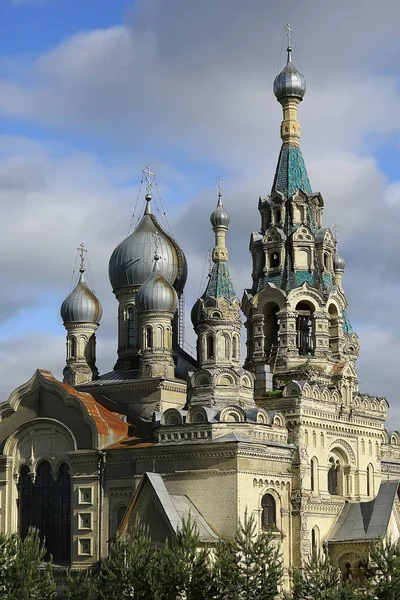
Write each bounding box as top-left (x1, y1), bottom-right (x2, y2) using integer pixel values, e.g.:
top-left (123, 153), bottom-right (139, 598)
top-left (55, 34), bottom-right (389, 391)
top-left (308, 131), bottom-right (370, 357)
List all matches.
top-left (60, 271), bottom-right (102, 324)
top-left (210, 193), bottom-right (230, 229)
top-left (334, 249), bottom-right (346, 273)
top-left (273, 46), bottom-right (306, 102)
top-left (109, 195), bottom-right (187, 293)
top-left (136, 258), bottom-right (178, 313)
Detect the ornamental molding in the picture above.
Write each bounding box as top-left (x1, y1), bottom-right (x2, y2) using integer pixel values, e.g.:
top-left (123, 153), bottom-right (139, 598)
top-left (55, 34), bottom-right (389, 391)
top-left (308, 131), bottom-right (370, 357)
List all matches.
top-left (329, 438), bottom-right (356, 464)
top-left (2, 371), bottom-right (98, 447)
top-left (108, 487), bottom-right (134, 497)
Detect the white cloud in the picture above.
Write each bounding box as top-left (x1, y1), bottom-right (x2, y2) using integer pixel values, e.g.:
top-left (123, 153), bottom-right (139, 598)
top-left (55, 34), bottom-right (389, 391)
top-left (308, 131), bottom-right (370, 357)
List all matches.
top-left (0, 1), bottom-right (400, 426)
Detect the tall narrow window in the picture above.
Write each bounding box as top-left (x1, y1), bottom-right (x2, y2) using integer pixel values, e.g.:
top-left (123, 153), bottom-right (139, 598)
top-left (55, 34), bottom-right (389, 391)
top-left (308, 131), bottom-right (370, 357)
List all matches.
top-left (224, 336), bottom-right (230, 359)
top-left (128, 307), bottom-right (135, 346)
top-left (311, 528), bottom-right (316, 550)
top-left (296, 302), bottom-right (314, 355)
top-left (328, 457), bottom-right (339, 495)
top-left (270, 252), bottom-right (280, 268)
top-left (232, 336), bottom-right (238, 360)
top-left (261, 494), bottom-right (276, 529)
top-left (18, 462), bottom-right (71, 562)
top-left (146, 327), bottom-right (153, 349)
top-left (206, 336), bottom-right (214, 359)
top-left (165, 328), bottom-right (170, 349)
top-left (310, 458), bottom-right (316, 492)
top-left (276, 209), bottom-right (281, 223)
top-left (70, 337), bottom-right (76, 359)
top-left (367, 464), bottom-right (374, 497)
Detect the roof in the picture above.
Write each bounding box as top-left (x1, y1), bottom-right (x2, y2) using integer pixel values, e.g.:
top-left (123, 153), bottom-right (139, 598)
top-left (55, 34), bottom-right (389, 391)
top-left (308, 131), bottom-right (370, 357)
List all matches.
top-left (271, 144), bottom-right (312, 198)
top-left (120, 472), bottom-right (218, 543)
top-left (39, 370), bottom-right (128, 445)
top-left (327, 481), bottom-right (400, 543)
top-left (203, 261), bottom-right (237, 301)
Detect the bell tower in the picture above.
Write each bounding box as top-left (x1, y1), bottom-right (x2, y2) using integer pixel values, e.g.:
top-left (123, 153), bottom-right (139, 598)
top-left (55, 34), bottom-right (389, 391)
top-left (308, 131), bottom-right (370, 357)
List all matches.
top-left (242, 29), bottom-right (359, 401)
top-left (190, 180), bottom-right (254, 408)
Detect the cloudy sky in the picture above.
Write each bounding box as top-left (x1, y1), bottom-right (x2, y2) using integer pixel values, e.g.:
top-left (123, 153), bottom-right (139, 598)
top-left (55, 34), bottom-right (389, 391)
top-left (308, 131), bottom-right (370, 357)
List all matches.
top-left (1, 0), bottom-right (400, 424)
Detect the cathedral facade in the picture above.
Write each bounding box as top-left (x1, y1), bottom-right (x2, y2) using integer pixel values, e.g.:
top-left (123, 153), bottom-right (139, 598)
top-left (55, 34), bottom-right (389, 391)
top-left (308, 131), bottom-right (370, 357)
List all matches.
top-left (0, 38), bottom-right (400, 583)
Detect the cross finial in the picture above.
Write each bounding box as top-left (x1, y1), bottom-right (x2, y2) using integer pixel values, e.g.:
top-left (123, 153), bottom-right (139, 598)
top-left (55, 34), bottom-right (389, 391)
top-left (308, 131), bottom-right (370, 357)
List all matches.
top-left (77, 242), bottom-right (87, 273)
top-left (217, 175), bottom-right (223, 198)
top-left (285, 22), bottom-right (293, 49)
top-left (333, 225), bottom-right (338, 242)
top-left (152, 230), bottom-right (160, 261)
top-left (143, 163), bottom-right (155, 197)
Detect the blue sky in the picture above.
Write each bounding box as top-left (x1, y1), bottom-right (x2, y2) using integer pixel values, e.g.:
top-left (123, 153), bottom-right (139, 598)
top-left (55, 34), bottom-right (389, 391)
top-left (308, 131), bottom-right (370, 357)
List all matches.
top-left (1, 0), bottom-right (400, 425)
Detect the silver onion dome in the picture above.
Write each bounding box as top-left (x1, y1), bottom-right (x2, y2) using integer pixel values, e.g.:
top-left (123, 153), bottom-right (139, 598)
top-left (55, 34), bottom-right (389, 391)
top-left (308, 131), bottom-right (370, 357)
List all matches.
top-left (60, 272), bottom-right (103, 324)
top-left (210, 194), bottom-right (230, 229)
top-left (334, 249), bottom-right (346, 273)
top-left (136, 260), bottom-right (178, 313)
top-left (108, 196), bottom-right (187, 293)
top-left (273, 47), bottom-right (306, 102)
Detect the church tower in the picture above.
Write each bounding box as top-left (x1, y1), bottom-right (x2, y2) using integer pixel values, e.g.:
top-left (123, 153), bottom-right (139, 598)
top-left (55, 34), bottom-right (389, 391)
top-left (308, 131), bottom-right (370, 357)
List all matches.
top-left (60, 243), bottom-right (102, 385)
top-left (242, 29), bottom-right (359, 402)
top-left (108, 165), bottom-right (187, 372)
top-left (135, 252), bottom-right (178, 379)
top-left (189, 181), bottom-right (254, 408)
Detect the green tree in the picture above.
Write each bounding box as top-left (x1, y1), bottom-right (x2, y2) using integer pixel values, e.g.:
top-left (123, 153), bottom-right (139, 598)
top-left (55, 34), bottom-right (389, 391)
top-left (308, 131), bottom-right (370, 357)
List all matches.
top-left (154, 518), bottom-right (213, 600)
top-left (64, 567), bottom-right (96, 600)
top-left (212, 538), bottom-right (240, 600)
top-left (290, 550), bottom-right (366, 600)
top-left (6, 528), bottom-right (56, 600)
top-left (234, 511), bottom-right (282, 600)
top-left (96, 517), bottom-right (155, 599)
top-left (362, 538), bottom-right (400, 600)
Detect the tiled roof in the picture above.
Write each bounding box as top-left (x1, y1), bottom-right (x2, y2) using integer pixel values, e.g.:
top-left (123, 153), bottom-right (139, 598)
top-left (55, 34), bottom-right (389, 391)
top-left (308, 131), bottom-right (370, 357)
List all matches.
top-left (271, 144), bottom-right (312, 198)
top-left (204, 262), bottom-right (237, 301)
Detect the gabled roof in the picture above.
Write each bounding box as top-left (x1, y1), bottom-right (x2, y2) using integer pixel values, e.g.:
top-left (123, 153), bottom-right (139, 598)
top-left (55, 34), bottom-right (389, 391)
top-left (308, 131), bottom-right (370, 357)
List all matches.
top-left (119, 472), bottom-right (218, 543)
top-left (327, 481), bottom-right (400, 543)
top-left (38, 370), bottom-right (128, 446)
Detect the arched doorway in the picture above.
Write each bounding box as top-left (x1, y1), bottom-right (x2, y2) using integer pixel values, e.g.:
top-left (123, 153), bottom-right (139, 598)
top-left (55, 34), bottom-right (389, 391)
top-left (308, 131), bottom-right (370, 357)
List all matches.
top-left (18, 461), bottom-right (71, 562)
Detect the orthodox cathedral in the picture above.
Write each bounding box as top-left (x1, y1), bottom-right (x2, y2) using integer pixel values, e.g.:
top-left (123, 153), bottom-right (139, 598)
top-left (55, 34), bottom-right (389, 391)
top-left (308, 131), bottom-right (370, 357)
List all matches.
top-left (1, 33), bottom-right (400, 585)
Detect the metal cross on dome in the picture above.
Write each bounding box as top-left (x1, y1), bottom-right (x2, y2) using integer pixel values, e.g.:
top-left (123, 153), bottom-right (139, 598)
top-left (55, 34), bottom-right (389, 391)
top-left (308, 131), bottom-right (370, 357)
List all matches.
top-left (143, 163), bottom-right (155, 196)
top-left (77, 242), bottom-right (87, 272)
top-left (217, 175), bottom-right (223, 197)
top-left (285, 22), bottom-right (293, 49)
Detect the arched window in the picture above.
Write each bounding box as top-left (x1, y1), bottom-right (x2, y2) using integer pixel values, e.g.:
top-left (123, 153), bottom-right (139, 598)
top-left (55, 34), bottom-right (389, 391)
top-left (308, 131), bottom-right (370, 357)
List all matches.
top-left (361, 439), bottom-right (365, 454)
top-left (146, 327), bottom-right (153, 349)
top-left (206, 336), bottom-right (214, 359)
top-left (165, 327), bottom-right (170, 349)
top-left (128, 307), bottom-right (135, 346)
top-left (232, 336), bottom-right (239, 361)
top-left (224, 335), bottom-right (230, 359)
top-left (311, 526), bottom-right (319, 552)
top-left (324, 253), bottom-right (329, 270)
top-left (263, 302), bottom-right (280, 356)
top-left (367, 464), bottom-right (374, 497)
top-left (18, 462), bottom-right (71, 563)
top-left (328, 457), bottom-right (340, 495)
top-left (261, 494), bottom-right (276, 530)
top-left (328, 304), bottom-right (339, 354)
top-left (310, 458), bottom-right (318, 492)
top-left (70, 337), bottom-right (76, 359)
top-left (270, 252), bottom-right (280, 268)
top-left (275, 209), bottom-right (281, 224)
top-left (296, 302), bottom-right (314, 355)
